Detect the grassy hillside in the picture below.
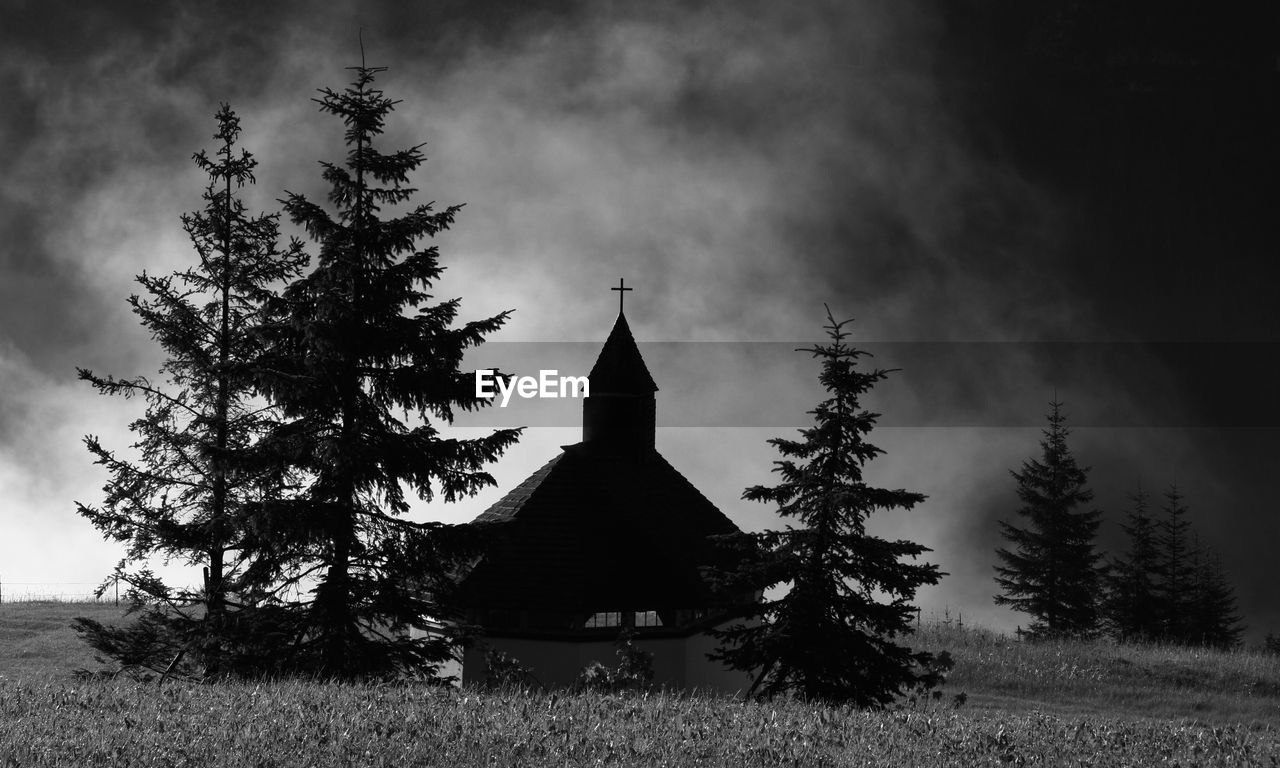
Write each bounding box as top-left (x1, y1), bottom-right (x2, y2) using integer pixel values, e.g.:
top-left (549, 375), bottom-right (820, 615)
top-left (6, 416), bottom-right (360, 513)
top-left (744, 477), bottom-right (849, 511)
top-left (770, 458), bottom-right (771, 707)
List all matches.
top-left (1, 604), bottom-right (1277, 765)
top-left (0, 601), bottom-right (123, 680)
top-left (914, 622), bottom-right (1280, 726)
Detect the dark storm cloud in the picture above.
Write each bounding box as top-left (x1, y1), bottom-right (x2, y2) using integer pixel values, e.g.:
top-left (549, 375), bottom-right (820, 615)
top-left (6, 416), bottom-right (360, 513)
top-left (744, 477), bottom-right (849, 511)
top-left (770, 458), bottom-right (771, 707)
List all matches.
top-left (0, 3), bottom-right (254, 375)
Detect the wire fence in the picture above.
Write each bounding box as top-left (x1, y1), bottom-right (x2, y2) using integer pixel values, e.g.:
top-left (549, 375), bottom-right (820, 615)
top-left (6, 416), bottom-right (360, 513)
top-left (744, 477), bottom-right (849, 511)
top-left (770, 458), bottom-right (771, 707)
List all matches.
top-left (0, 579), bottom-right (120, 605)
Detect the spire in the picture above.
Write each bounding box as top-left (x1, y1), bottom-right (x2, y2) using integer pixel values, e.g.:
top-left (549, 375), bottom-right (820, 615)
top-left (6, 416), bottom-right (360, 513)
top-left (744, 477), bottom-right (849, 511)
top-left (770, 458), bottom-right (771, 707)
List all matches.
top-left (583, 282), bottom-right (657, 449)
top-left (588, 313), bottom-right (658, 395)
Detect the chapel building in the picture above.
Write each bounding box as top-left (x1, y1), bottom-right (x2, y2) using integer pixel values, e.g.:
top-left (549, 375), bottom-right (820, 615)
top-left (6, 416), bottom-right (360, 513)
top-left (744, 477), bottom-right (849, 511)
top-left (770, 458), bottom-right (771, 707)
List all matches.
top-left (455, 296), bottom-right (755, 691)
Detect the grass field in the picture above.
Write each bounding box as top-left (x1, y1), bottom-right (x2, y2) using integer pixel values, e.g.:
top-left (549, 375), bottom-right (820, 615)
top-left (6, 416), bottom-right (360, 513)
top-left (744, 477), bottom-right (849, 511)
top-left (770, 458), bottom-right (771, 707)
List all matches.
top-left (1, 602), bottom-right (1277, 765)
top-left (0, 601), bottom-right (122, 681)
top-left (914, 622), bottom-right (1280, 727)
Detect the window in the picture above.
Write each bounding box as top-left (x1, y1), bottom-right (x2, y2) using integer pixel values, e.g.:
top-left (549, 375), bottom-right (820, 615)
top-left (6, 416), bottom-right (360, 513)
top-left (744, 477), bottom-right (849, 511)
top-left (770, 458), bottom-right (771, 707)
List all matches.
top-left (634, 610), bottom-right (663, 628)
top-left (584, 611), bottom-right (622, 628)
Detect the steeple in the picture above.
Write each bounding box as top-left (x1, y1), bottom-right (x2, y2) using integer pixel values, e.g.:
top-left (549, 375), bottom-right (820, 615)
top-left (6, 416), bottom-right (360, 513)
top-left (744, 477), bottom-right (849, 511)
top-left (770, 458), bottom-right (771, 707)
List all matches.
top-left (583, 289), bottom-right (657, 449)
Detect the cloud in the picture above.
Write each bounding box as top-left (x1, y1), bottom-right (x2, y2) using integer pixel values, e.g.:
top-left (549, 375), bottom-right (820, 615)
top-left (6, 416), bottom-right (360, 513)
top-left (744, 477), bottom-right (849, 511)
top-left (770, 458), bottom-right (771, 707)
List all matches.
top-left (0, 342), bottom-right (132, 583)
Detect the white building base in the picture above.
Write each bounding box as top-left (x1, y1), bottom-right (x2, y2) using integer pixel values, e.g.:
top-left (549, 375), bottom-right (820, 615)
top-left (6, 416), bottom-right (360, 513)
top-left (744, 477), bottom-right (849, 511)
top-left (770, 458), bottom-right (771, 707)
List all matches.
top-left (462, 622), bottom-right (753, 695)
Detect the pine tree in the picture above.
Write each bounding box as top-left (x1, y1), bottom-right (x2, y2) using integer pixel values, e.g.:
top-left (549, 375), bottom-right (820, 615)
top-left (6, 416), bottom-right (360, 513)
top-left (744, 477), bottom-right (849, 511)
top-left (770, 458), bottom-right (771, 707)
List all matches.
top-left (252, 63), bottom-right (520, 678)
top-left (994, 401), bottom-right (1103, 639)
top-left (709, 306), bottom-right (943, 707)
top-left (1102, 487), bottom-right (1161, 641)
top-left (1155, 484), bottom-right (1195, 642)
top-left (74, 105), bottom-right (306, 677)
top-left (1187, 540), bottom-right (1244, 649)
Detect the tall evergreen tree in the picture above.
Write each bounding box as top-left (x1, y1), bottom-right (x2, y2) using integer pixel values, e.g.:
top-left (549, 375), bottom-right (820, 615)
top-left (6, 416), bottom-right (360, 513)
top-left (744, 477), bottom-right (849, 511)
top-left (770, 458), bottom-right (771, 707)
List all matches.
top-left (994, 401), bottom-right (1103, 638)
top-left (1102, 486), bottom-right (1161, 641)
top-left (709, 307), bottom-right (943, 707)
top-left (253, 63), bottom-right (520, 678)
top-left (1155, 484), bottom-right (1195, 642)
top-left (1187, 539), bottom-right (1244, 649)
top-left (74, 105), bottom-right (306, 677)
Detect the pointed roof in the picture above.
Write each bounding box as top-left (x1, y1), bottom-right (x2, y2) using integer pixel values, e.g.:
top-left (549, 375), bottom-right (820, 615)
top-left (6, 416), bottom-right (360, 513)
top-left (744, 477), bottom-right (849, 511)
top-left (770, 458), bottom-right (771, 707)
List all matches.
top-left (459, 442), bottom-right (741, 613)
top-left (588, 313), bottom-right (658, 394)
top-left (456, 300), bottom-right (746, 620)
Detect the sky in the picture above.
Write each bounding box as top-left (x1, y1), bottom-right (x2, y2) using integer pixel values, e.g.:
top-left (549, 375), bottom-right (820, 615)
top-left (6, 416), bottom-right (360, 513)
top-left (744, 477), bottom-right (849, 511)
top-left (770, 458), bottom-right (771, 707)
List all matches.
top-left (0, 1), bottom-right (1276, 639)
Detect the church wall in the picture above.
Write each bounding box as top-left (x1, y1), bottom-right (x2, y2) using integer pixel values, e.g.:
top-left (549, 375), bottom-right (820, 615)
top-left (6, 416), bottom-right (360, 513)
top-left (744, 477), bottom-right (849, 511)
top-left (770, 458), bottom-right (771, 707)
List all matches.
top-left (462, 623), bottom-right (752, 695)
top-left (680, 626), bottom-right (754, 695)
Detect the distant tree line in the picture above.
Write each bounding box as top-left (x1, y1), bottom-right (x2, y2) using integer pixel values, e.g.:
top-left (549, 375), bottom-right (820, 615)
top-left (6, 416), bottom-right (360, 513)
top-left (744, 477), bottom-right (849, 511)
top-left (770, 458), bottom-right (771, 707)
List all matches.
top-left (1102, 485), bottom-right (1241, 648)
top-left (994, 402), bottom-right (1243, 648)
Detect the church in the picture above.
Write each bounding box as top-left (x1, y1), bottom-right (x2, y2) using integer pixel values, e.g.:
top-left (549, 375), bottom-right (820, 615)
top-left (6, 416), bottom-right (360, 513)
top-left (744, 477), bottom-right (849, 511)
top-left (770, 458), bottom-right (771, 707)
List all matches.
top-left (454, 284), bottom-right (756, 692)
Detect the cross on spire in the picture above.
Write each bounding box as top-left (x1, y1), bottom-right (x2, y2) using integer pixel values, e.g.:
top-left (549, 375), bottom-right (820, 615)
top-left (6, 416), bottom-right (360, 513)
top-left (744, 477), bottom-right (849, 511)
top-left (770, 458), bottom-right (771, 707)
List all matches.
top-left (611, 277), bottom-right (633, 315)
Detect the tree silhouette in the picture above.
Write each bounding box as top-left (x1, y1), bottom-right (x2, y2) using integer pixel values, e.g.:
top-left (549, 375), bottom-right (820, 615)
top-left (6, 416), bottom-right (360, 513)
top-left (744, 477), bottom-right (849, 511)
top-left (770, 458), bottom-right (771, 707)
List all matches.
top-left (709, 306), bottom-right (943, 707)
top-left (994, 401), bottom-right (1103, 639)
top-left (252, 63), bottom-right (520, 678)
top-left (1101, 486), bottom-right (1161, 641)
top-left (1155, 484), bottom-right (1195, 642)
top-left (1187, 537), bottom-right (1244, 649)
top-left (1100, 483), bottom-right (1245, 648)
top-left (74, 105), bottom-right (307, 677)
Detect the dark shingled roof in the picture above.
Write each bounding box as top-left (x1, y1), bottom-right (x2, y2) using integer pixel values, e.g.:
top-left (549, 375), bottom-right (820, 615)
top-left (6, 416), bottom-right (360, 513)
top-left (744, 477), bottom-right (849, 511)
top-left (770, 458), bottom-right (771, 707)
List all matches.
top-left (471, 455), bottom-right (562, 525)
top-left (588, 313), bottom-right (658, 394)
top-left (458, 442), bottom-right (742, 612)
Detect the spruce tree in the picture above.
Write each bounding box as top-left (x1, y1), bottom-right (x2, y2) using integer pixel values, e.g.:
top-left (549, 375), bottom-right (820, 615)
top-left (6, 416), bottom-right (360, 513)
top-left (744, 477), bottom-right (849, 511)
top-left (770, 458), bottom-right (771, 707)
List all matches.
top-left (74, 105), bottom-right (306, 677)
top-left (253, 63), bottom-right (520, 678)
top-left (994, 401), bottom-right (1103, 638)
top-left (1102, 487), bottom-right (1161, 641)
top-left (1155, 484), bottom-right (1195, 642)
top-left (1187, 540), bottom-right (1244, 649)
top-left (709, 306), bottom-right (943, 707)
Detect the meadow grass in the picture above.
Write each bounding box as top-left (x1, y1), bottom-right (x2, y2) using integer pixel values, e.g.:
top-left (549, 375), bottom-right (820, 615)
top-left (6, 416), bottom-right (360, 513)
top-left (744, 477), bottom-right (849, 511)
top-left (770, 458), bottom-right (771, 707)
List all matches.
top-left (0, 601), bottom-right (123, 681)
top-left (914, 621), bottom-right (1280, 726)
top-left (0, 603), bottom-right (1277, 765)
top-left (0, 679), bottom-right (1275, 766)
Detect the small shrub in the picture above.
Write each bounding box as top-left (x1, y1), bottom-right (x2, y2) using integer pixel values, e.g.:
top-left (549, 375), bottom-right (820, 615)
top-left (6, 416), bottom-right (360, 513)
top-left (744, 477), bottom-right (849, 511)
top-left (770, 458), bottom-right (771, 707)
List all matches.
top-left (574, 661), bottom-right (613, 692)
top-left (902, 649), bottom-right (957, 707)
top-left (574, 629), bottom-right (654, 693)
top-left (484, 649), bottom-right (538, 690)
